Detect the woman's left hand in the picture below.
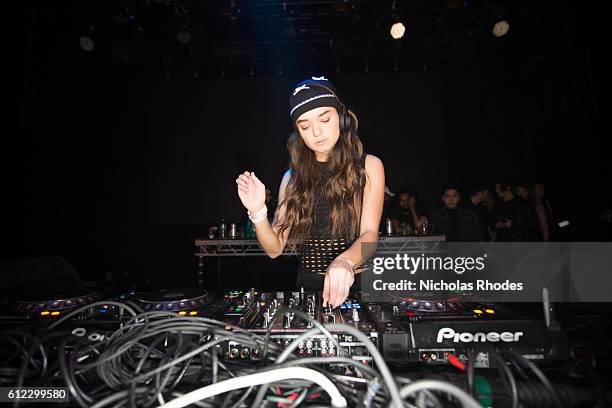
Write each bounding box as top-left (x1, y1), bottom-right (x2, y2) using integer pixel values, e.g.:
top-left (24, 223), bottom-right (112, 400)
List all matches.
top-left (322, 258), bottom-right (355, 308)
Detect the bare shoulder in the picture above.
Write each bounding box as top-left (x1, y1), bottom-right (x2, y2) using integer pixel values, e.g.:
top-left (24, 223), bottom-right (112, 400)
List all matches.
top-left (364, 154), bottom-right (384, 175)
top-left (280, 168), bottom-right (292, 187)
top-left (278, 169), bottom-right (292, 199)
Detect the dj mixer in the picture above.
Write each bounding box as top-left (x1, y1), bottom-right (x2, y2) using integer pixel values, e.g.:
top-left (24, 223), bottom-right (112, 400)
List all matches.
top-left (0, 287), bottom-right (602, 407)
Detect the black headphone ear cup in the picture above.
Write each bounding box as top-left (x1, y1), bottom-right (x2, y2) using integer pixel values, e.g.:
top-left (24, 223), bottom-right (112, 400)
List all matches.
top-left (342, 107), bottom-right (351, 134)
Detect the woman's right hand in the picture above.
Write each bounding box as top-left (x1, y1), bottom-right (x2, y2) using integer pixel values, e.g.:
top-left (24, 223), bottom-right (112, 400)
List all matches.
top-left (236, 171), bottom-right (266, 213)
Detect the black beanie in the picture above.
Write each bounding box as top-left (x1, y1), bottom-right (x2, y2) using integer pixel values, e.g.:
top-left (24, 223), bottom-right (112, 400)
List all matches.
top-left (289, 76), bottom-right (344, 125)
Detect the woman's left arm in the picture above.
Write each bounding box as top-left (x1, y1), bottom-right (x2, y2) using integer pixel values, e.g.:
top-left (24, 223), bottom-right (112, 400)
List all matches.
top-left (323, 155), bottom-right (385, 307)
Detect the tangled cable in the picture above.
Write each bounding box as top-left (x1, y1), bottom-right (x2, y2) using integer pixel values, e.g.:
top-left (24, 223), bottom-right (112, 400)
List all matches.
top-left (1, 300), bottom-right (601, 408)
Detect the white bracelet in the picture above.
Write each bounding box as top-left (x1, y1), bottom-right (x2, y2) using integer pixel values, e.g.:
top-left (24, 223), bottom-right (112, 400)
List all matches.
top-left (247, 205), bottom-right (268, 224)
top-left (249, 210), bottom-right (268, 224)
top-left (247, 204), bottom-right (267, 218)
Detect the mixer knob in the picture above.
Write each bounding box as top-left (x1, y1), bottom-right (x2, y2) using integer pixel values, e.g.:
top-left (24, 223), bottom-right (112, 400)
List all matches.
top-left (155, 304), bottom-right (163, 310)
top-left (179, 302), bottom-right (186, 309)
top-left (352, 308), bottom-right (360, 322)
top-left (283, 313), bottom-right (291, 329)
top-left (423, 302), bottom-right (432, 310)
top-left (435, 302), bottom-right (444, 310)
top-left (167, 303), bottom-right (174, 310)
top-left (411, 301), bottom-right (420, 309)
top-left (392, 305), bottom-right (399, 314)
top-left (307, 320), bottom-right (313, 328)
top-left (65, 300), bottom-right (73, 306)
top-left (326, 305), bottom-right (333, 314)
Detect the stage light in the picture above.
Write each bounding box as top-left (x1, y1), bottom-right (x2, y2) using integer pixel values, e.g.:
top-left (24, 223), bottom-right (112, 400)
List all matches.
top-left (176, 30), bottom-right (191, 44)
top-left (79, 36), bottom-right (95, 52)
top-left (492, 20), bottom-right (510, 37)
top-left (390, 22), bottom-right (406, 39)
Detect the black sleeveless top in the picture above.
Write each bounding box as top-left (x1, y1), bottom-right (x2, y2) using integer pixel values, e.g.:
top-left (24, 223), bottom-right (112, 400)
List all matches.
top-left (296, 154), bottom-right (367, 276)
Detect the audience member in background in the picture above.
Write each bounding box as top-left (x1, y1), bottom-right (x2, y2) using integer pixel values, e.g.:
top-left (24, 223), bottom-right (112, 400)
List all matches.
top-left (489, 182), bottom-right (505, 241)
top-left (494, 182), bottom-right (539, 241)
top-left (429, 185), bottom-right (482, 242)
top-left (468, 186), bottom-right (492, 241)
top-left (482, 188), bottom-right (495, 211)
top-left (533, 182), bottom-right (553, 241)
top-left (515, 182), bottom-right (542, 240)
top-left (515, 183), bottom-right (530, 201)
top-left (389, 190), bottom-right (427, 234)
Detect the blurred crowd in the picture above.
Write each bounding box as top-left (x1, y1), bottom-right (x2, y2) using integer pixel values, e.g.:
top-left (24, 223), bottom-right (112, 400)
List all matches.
top-left (381, 182), bottom-right (558, 242)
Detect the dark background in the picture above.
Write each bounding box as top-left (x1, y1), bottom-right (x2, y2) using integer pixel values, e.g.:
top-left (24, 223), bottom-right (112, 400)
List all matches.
top-left (5, 0), bottom-right (608, 292)
top-left (147, 73), bottom-right (446, 224)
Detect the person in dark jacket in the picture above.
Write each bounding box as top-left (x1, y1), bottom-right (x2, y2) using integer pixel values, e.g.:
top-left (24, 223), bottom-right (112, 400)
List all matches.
top-left (494, 182), bottom-right (539, 242)
top-left (389, 190), bottom-right (428, 234)
top-left (468, 186), bottom-right (492, 241)
top-left (429, 185), bottom-right (483, 242)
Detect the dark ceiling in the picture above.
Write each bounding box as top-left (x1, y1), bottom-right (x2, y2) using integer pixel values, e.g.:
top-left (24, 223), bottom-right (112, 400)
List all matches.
top-left (21, 0), bottom-right (557, 79)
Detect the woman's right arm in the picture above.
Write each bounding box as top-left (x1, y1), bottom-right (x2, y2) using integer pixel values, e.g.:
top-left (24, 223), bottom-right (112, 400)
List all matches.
top-left (255, 170), bottom-right (292, 258)
top-left (236, 169), bottom-right (291, 258)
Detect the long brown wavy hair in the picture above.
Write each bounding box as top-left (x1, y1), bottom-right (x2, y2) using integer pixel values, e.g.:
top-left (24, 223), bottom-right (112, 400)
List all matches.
top-left (276, 110), bottom-right (366, 247)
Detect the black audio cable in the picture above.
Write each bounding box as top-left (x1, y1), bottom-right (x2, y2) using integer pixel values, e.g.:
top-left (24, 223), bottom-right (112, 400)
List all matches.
top-left (490, 353), bottom-right (518, 408)
top-left (501, 351), bottom-right (565, 408)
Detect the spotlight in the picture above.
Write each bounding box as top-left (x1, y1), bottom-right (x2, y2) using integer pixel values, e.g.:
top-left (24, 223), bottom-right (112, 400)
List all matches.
top-left (79, 36), bottom-right (95, 52)
top-left (492, 20), bottom-right (510, 37)
top-left (390, 22), bottom-right (405, 39)
top-left (176, 30), bottom-right (191, 44)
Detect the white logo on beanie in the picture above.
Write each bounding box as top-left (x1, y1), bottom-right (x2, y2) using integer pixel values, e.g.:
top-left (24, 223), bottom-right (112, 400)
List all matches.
top-left (293, 84), bottom-right (310, 95)
top-left (312, 76), bottom-right (328, 81)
